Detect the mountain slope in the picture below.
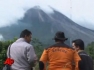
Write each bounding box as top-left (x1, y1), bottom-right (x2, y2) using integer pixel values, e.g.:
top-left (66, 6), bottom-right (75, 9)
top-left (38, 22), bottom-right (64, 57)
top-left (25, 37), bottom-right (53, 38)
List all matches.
top-left (0, 6), bottom-right (94, 46)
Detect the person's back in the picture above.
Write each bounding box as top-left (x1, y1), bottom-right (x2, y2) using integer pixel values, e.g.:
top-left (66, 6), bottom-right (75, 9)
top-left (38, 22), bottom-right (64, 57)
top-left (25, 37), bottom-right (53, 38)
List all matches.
top-left (78, 50), bottom-right (93, 70)
top-left (9, 39), bottom-right (35, 70)
top-left (41, 43), bottom-right (80, 70)
top-left (7, 29), bottom-right (37, 70)
top-left (39, 31), bottom-right (81, 70)
top-left (72, 39), bottom-right (93, 70)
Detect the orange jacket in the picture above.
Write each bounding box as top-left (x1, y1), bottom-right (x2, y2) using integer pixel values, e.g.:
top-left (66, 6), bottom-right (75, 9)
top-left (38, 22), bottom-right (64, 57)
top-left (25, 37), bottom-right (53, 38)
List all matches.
top-left (40, 43), bottom-right (81, 70)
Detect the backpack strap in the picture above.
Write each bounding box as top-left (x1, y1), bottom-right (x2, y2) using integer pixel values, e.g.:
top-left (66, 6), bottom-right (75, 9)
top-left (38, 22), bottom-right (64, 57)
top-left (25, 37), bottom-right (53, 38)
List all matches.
top-left (8, 45), bottom-right (11, 58)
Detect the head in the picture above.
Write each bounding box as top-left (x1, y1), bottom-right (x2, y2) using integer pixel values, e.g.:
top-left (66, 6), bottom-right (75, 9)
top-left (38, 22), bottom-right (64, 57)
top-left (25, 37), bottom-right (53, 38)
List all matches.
top-left (72, 39), bottom-right (84, 51)
top-left (53, 31), bottom-right (68, 43)
top-left (20, 29), bottom-right (32, 43)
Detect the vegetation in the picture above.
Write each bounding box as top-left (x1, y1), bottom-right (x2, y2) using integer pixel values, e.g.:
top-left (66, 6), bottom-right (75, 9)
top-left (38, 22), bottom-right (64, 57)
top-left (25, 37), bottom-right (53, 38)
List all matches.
top-left (86, 42), bottom-right (94, 59)
top-left (0, 38), bottom-right (94, 70)
top-left (0, 38), bottom-right (44, 69)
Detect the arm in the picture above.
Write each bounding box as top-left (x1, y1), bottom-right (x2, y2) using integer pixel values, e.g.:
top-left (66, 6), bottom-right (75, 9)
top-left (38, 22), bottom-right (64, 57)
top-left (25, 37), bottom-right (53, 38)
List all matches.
top-left (26, 45), bottom-right (38, 67)
top-left (39, 49), bottom-right (48, 70)
top-left (73, 51), bottom-right (81, 70)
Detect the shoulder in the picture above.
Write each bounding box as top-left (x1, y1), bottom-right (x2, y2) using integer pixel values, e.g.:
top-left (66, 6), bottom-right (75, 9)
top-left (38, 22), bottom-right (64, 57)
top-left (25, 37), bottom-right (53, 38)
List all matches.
top-left (26, 43), bottom-right (33, 48)
top-left (21, 42), bottom-right (34, 50)
top-left (45, 43), bottom-right (74, 50)
top-left (45, 43), bottom-right (56, 50)
top-left (78, 51), bottom-right (88, 56)
top-left (78, 51), bottom-right (93, 59)
top-left (22, 41), bottom-right (32, 47)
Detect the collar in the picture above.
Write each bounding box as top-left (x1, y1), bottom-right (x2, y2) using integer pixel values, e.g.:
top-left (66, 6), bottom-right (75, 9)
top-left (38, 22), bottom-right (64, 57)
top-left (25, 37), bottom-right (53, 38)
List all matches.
top-left (16, 38), bottom-right (26, 42)
top-left (78, 50), bottom-right (84, 53)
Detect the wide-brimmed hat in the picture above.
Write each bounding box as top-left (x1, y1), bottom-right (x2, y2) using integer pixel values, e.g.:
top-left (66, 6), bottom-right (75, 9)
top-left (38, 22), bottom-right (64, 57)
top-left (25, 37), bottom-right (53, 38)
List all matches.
top-left (53, 31), bottom-right (68, 40)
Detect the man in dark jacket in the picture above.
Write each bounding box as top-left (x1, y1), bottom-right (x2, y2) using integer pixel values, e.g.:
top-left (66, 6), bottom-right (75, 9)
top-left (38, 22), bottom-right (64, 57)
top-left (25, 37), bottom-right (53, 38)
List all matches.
top-left (72, 39), bottom-right (93, 70)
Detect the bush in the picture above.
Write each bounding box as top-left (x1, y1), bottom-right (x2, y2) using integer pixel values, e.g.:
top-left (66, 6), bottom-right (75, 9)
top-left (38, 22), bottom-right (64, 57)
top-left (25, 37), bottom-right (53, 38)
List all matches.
top-left (0, 38), bottom-right (44, 69)
top-left (86, 42), bottom-right (94, 59)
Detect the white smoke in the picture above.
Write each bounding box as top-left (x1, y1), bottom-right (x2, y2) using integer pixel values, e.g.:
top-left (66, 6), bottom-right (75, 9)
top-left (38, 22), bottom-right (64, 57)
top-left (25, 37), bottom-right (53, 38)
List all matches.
top-left (0, 0), bottom-right (94, 29)
top-left (0, 34), bottom-right (4, 41)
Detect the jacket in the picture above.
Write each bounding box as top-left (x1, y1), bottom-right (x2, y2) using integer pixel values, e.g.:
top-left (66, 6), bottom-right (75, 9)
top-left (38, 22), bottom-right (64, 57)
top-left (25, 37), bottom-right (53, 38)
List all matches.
top-left (78, 50), bottom-right (93, 70)
top-left (7, 38), bottom-right (37, 70)
top-left (40, 43), bottom-right (81, 70)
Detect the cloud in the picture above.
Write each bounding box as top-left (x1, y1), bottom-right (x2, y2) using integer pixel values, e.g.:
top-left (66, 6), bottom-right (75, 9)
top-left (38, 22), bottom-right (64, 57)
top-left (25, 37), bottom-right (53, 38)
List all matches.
top-left (0, 0), bottom-right (94, 29)
top-left (0, 0), bottom-right (30, 27)
top-left (70, 0), bottom-right (94, 29)
top-left (0, 34), bottom-right (4, 41)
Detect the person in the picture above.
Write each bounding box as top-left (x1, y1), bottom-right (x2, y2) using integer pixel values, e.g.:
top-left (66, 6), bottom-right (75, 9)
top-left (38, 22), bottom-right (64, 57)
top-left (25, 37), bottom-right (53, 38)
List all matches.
top-left (39, 31), bottom-right (81, 70)
top-left (6, 29), bottom-right (37, 70)
top-left (72, 39), bottom-right (93, 70)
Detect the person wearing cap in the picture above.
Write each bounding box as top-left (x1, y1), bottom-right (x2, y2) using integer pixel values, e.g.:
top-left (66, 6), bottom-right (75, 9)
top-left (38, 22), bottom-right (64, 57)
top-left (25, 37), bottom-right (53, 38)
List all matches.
top-left (72, 39), bottom-right (93, 70)
top-left (39, 31), bottom-right (81, 70)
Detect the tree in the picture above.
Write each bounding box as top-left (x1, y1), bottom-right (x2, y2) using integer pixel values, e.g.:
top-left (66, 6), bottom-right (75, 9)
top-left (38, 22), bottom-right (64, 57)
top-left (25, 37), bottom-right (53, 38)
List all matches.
top-left (32, 38), bottom-right (44, 59)
top-left (86, 42), bottom-right (94, 59)
top-left (0, 38), bottom-right (44, 69)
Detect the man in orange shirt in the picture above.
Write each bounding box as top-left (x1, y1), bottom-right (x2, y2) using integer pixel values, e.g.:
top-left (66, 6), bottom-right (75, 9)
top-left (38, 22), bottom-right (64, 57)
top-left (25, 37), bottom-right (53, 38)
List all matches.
top-left (39, 31), bottom-right (81, 70)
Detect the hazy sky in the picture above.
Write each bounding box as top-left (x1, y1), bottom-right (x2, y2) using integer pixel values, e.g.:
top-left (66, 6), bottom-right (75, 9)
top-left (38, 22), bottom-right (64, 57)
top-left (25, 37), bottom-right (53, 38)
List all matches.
top-left (0, 0), bottom-right (94, 30)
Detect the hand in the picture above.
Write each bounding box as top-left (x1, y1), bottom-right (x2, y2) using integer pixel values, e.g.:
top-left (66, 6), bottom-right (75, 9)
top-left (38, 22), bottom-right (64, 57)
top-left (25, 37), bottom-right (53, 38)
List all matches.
top-left (31, 60), bottom-right (38, 67)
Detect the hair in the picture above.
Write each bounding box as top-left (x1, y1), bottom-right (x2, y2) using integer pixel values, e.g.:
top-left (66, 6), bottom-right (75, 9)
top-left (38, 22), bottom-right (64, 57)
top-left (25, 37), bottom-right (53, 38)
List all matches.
top-left (20, 29), bottom-right (32, 38)
top-left (54, 38), bottom-right (65, 42)
top-left (72, 39), bottom-right (84, 50)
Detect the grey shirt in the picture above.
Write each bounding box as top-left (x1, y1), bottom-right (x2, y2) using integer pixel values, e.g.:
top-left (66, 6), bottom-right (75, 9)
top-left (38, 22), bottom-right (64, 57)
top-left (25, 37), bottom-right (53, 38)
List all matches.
top-left (7, 38), bottom-right (37, 70)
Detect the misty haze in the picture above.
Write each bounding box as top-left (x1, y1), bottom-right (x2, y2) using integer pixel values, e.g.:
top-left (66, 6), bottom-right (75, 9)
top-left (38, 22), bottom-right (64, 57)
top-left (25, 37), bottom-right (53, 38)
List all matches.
top-left (0, 0), bottom-right (94, 70)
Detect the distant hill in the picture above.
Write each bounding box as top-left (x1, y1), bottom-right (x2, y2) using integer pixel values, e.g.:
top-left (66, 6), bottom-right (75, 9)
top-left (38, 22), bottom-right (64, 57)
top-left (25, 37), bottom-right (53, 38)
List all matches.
top-left (0, 6), bottom-right (94, 46)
